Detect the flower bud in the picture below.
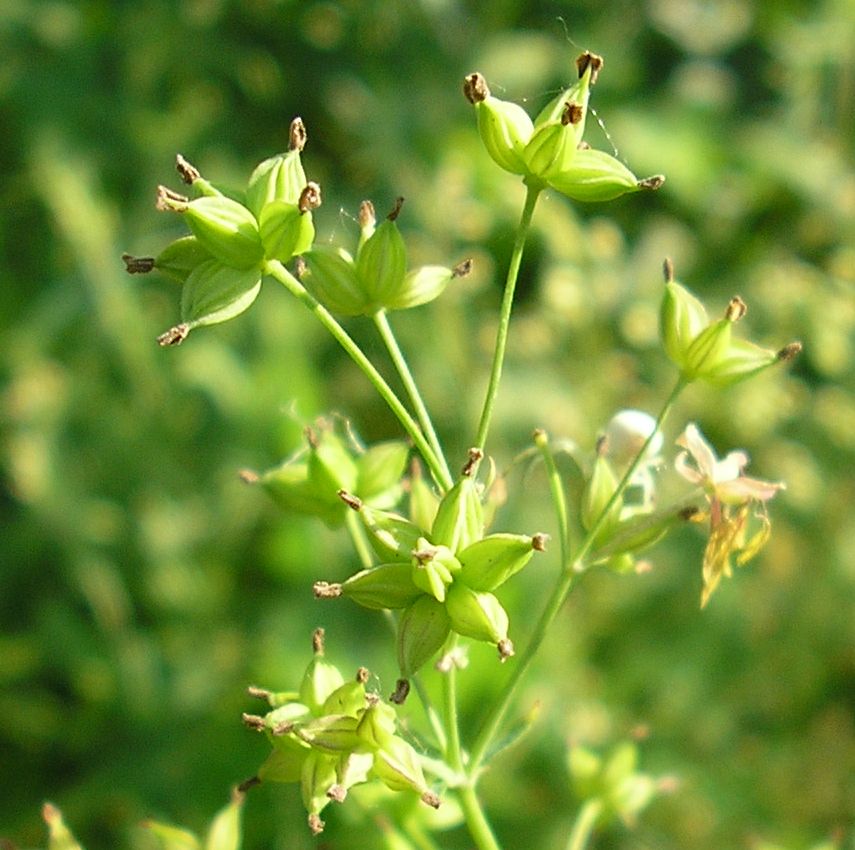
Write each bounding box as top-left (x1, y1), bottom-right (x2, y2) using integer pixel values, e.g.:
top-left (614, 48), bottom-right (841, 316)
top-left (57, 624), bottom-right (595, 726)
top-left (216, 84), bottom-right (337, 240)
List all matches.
top-left (245, 117), bottom-right (308, 217)
top-left (355, 202), bottom-right (408, 309)
top-left (444, 583), bottom-right (513, 659)
top-left (457, 532), bottom-right (544, 592)
top-left (397, 595), bottom-right (451, 678)
top-left (178, 259), bottom-right (262, 334)
top-left (431, 459), bottom-right (484, 553)
top-left (161, 190), bottom-right (265, 270)
top-left (547, 148), bottom-right (664, 203)
top-left (300, 246), bottom-right (369, 316)
top-left (336, 562), bottom-right (422, 611)
top-left (410, 539), bottom-right (460, 603)
top-left (463, 72), bottom-right (533, 176)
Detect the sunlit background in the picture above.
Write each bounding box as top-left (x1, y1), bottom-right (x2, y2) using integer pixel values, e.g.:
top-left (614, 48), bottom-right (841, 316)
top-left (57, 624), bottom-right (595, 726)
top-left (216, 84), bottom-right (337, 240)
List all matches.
top-left (1, 1), bottom-right (853, 848)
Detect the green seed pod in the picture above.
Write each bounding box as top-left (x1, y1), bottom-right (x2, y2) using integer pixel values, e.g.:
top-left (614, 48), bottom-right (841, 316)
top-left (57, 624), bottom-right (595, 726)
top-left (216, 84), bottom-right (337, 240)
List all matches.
top-left (43, 803), bottom-right (84, 850)
top-left (257, 743), bottom-right (308, 784)
top-left (299, 630), bottom-right (345, 715)
top-left (683, 317), bottom-right (733, 381)
top-left (299, 246), bottom-right (369, 316)
top-left (463, 72), bottom-right (533, 176)
top-left (524, 118), bottom-right (579, 181)
top-left (659, 269), bottom-right (710, 371)
top-left (203, 790), bottom-right (244, 850)
top-left (254, 460), bottom-right (345, 528)
top-left (295, 714), bottom-right (362, 754)
top-left (356, 440), bottom-right (410, 507)
top-left (356, 210), bottom-right (408, 309)
top-left (337, 562), bottom-right (422, 610)
top-left (259, 200), bottom-right (315, 263)
top-left (356, 700), bottom-right (398, 750)
top-left (701, 337), bottom-right (780, 387)
top-left (372, 735), bottom-right (436, 803)
top-left (408, 464), bottom-right (439, 531)
top-left (533, 52), bottom-right (601, 130)
top-left (179, 259), bottom-right (262, 332)
top-left (431, 474), bottom-right (483, 554)
top-left (384, 260), bottom-right (472, 311)
top-left (301, 750), bottom-right (337, 822)
top-left (397, 595), bottom-right (451, 678)
top-left (444, 583), bottom-right (513, 659)
top-left (581, 451), bottom-right (622, 543)
top-left (154, 235), bottom-right (214, 283)
top-left (457, 532), bottom-right (542, 592)
top-left (246, 117), bottom-right (308, 217)
top-left (321, 672), bottom-right (369, 716)
top-left (307, 428), bottom-right (359, 505)
top-left (141, 818), bottom-right (200, 850)
top-left (548, 148), bottom-right (662, 202)
top-left (179, 194), bottom-right (265, 270)
top-left (352, 502), bottom-right (424, 562)
top-left (410, 538), bottom-right (460, 603)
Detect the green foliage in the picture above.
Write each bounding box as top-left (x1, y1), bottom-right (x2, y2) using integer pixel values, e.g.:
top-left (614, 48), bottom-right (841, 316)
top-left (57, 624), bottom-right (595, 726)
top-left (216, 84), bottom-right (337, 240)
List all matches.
top-left (1, 2), bottom-right (852, 850)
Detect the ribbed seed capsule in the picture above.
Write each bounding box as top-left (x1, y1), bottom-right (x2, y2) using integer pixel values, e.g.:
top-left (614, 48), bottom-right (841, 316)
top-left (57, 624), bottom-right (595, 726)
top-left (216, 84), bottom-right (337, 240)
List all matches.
top-left (179, 260), bottom-right (262, 331)
top-left (300, 247), bottom-right (368, 316)
top-left (431, 474), bottom-right (483, 553)
top-left (464, 72), bottom-right (533, 176)
top-left (457, 532), bottom-right (542, 592)
top-left (299, 630), bottom-right (345, 714)
top-left (301, 750), bottom-right (337, 823)
top-left (701, 337), bottom-right (779, 387)
top-left (548, 148), bottom-right (656, 202)
top-left (337, 562), bottom-right (422, 611)
top-left (410, 539), bottom-right (460, 603)
top-left (659, 271), bottom-right (710, 371)
top-left (445, 583), bottom-right (513, 659)
top-left (397, 595), bottom-right (451, 678)
top-left (683, 318), bottom-right (734, 381)
top-left (355, 440), bottom-right (410, 506)
top-left (356, 700), bottom-right (397, 750)
top-left (321, 671), bottom-right (369, 716)
top-left (355, 202), bottom-right (408, 309)
top-left (294, 714), bottom-right (362, 754)
top-left (176, 193), bottom-right (265, 270)
top-left (245, 117), bottom-right (308, 217)
top-left (581, 451), bottom-right (622, 543)
top-left (307, 429), bottom-right (359, 503)
top-left (372, 735), bottom-right (438, 805)
top-left (154, 235), bottom-right (213, 283)
top-left (258, 198), bottom-right (316, 263)
top-left (347, 500), bottom-right (423, 562)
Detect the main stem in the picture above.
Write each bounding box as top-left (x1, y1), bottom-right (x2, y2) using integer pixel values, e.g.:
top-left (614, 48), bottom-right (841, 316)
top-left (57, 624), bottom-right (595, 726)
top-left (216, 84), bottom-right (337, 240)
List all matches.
top-left (468, 377), bottom-right (687, 772)
top-left (473, 181), bottom-right (542, 453)
top-left (373, 310), bottom-right (452, 490)
top-left (264, 260), bottom-right (448, 488)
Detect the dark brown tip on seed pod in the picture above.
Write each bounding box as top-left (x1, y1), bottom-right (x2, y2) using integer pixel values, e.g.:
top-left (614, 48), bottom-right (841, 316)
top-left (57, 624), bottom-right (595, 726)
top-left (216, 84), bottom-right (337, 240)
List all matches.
top-left (246, 685), bottom-right (271, 700)
top-left (421, 790), bottom-right (441, 809)
top-left (595, 434), bottom-right (609, 456)
top-left (639, 174), bottom-right (666, 191)
top-left (304, 425), bottom-right (320, 449)
top-left (389, 678), bottom-right (411, 704)
top-left (121, 253), bottom-right (155, 274)
top-left (663, 257), bottom-right (675, 283)
top-left (308, 813), bottom-right (325, 835)
top-left (236, 775), bottom-right (261, 793)
top-left (532, 532), bottom-right (549, 552)
top-left (463, 72), bottom-right (490, 104)
top-left (462, 447), bottom-right (484, 477)
top-left (155, 185), bottom-right (189, 212)
top-left (289, 116), bottom-right (307, 152)
top-left (157, 323), bottom-right (190, 346)
top-left (562, 101), bottom-right (584, 126)
top-left (497, 638), bottom-right (515, 661)
top-left (299, 181), bottom-right (322, 213)
top-left (576, 51), bottom-right (603, 84)
top-left (313, 581), bottom-right (343, 599)
top-left (453, 258), bottom-right (473, 278)
top-left (356, 666), bottom-right (370, 684)
top-left (327, 784), bottom-right (347, 803)
top-left (725, 296), bottom-right (748, 322)
top-left (241, 713), bottom-right (267, 731)
top-left (387, 196), bottom-right (405, 222)
top-left (238, 469), bottom-right (260, 484)
top-left (175, 154), bottom-right (200, 185)
top-left (312, 627), bottom-right (326, 654)
top-left (271, 721), bottom-right (294, 735)
top-left (359, 199), bottom-right (376, 229)
top-left (679, 505), bottom-right (701, 521)
top-left (777, 341), bottom-right (803, 362)
top-left (338, 489), bottom-right (363, 511)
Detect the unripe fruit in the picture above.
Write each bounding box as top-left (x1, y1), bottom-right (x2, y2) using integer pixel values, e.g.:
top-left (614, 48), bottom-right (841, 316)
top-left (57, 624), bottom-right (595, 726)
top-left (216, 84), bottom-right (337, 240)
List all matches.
top-left (179, 259), bottom-right (262, 331)
top-left (397, 595), bottom-right (451, 678)
top-left (457, 532), bottom-right (541, 592)
top-left (445, 583), bottom-right (513, 658)
top-left (181, 195), bottom-right (265, 270)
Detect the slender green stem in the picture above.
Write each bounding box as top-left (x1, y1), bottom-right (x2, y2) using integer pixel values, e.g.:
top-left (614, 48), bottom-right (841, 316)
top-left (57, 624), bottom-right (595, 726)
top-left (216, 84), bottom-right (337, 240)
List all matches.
top-left (345, 508), bottom-right (374, 569)
top-left (373, 309), bottom-right (452, 490)
top-left (468, 378), bottom-right (687, 772)
top-left (473, 182), bottom-right (542, 453)
top-left (568, 377), bottom-right (686, 571)
top-left (565, 799), bottom-right (603, 850)
top-left (458, 784), bottom-right (502, 850)
top-left (264, 260), bottom-right (448, 487)
top-left (442, 634), bottom-right (464, 773)
top-left (535, 430), bottom-right (570, 568)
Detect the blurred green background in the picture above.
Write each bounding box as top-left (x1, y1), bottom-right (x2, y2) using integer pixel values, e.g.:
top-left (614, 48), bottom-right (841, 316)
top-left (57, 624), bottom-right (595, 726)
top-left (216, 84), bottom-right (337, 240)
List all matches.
top-left (2, 1), bottom-right (853, 848)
